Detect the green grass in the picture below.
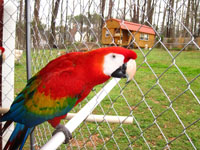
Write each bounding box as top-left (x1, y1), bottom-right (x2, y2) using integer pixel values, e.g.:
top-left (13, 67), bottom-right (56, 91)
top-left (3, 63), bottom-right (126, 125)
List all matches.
top-left (14, 48), bottom-right (200, 149)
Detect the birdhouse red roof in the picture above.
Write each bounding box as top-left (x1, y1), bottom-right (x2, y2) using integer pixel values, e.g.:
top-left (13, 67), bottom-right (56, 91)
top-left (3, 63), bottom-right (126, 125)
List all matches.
top-left (109, 18), bottom-right (156, 35)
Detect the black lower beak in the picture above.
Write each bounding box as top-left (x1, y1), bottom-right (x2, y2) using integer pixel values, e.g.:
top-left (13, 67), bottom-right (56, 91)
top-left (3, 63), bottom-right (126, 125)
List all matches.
top-left (111, 63), bottom-right (127, 78)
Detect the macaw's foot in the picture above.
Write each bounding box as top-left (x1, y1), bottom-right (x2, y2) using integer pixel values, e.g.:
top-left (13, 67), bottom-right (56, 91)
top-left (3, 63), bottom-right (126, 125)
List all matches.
top-left (52, 124), bottom-right (72, 144)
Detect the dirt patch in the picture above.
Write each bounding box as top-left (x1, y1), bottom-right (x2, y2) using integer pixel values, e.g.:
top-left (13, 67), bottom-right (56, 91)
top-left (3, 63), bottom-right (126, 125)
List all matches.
top-left (68, 134), bottom-right (104, 148)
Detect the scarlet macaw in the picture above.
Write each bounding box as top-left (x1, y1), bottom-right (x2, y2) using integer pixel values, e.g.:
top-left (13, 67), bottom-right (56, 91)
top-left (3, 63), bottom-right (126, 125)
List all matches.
top-left (0, 47), bottom-right (137, 150)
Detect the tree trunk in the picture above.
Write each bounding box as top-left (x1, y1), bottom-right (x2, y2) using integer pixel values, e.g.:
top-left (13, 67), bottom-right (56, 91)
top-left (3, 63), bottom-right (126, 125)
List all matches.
top-left (180, 2), bottom-right (185, 37)
top-left (166, 0), bottom-right (174, 38)
top-left (129, 0), bottom-right (133, 21)
top-left (146, 0), bottom-right (152, 24)
top-left (141, 0), bottom-right (146, 24)
top-left (194, 0), bottom-right (200, 37)
top-left (176, 1), bottom-right (180, 37)
top-left (33, 0), bottom-right (40, 49)
top-left (18, 0), bottom-right (24, 49)
top-left (136, 0), bottom-right (140, 23)
top-left (173, 0), bottom-right (179, 37)
top-left (161, 4), bottom-right (167, 34)
top-left (100, 0), bottom-right (106, 41)
top-left (152, 0), bottom-right (158, 26)
top-left (107, 0), bottom-right (113, 19)
top-left (87, 0), bottom-right (92, 41)
top-left (190, 0), bottom-right (194, 35)
top-left (123, 0), bottom-right (126, 20)
top-left (116, 0), bottom-right (120, 18)
top-left (130, 0), bottom-right (139, 23)
top-left (49, 0), bottom-right (61, 48)
top-left (64, 0), bottom-right (68, 42)
top-left (59, 0), bottom-right (64, 47)
top-left (80, 0), bottom-right (83, 42)
top-left (146, 0), bottom-right (155, 25)
top-left (156, 0), bottom-right (162, 31)
top-left (184, 0), bottom-right (191, 37)
top-left (101, 0), bottom-right (106, 27)
top-left (69, 1), bottom-right (75, 43)
top-left (133, 4), bottom-right (137, 22)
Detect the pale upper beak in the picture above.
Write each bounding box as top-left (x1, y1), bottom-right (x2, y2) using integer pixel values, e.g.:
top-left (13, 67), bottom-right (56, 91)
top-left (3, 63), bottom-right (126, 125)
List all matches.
top-left (111, 59), bottom-right (136, 82)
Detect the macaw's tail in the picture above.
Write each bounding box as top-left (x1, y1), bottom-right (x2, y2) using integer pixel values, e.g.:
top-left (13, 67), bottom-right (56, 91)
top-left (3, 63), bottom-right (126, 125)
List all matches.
top-left (3, 123), bottom-right (34, 150)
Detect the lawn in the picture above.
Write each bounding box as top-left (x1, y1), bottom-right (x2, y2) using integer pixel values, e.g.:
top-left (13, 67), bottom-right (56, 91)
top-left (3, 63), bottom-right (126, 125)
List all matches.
top-left (14, 48), bottom-right (200, 150)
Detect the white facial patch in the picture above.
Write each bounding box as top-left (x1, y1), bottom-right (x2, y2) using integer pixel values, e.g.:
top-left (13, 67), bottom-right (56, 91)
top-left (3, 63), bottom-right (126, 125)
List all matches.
top-left (103, 53), bottom-right (124, 76)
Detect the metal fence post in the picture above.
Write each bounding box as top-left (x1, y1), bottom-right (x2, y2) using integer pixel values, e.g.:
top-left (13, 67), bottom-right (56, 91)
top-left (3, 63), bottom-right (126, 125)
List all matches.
top-left (25, 0), bottom-right (35, 150)
top-left (0, 0), bottom-right (4, 149)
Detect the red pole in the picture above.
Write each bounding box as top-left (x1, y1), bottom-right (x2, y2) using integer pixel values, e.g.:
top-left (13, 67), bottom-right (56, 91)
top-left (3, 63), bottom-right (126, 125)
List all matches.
top-left (0, 0), bottom-right (4, 149)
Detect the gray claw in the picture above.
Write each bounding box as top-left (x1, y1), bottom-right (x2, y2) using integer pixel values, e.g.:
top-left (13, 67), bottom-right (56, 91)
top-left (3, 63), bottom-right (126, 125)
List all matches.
top-left (52, 124), bottom-right (72, 144)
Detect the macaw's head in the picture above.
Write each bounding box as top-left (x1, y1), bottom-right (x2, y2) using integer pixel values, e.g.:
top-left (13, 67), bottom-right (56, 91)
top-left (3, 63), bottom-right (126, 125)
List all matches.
top-left (85, 47), bottom-right (137, 84)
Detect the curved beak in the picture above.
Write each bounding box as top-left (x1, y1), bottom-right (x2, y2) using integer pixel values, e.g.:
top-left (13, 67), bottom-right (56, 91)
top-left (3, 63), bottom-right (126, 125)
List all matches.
top-left (111, 59), bottom-right (136, 82)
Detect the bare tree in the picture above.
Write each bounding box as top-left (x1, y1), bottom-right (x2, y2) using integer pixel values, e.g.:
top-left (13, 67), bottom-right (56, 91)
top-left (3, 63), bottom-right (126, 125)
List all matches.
top-left (190, 0), bottom-right (194, 35)
top-left (79, 0), bottom-right (83, 42)
top-left (141, 0), bottom-right (146, 24)
top-left (107, 0), bottom-right (113, 19)
top-left (136, 0), bottom-right (140, 23)
top-left (166, 0), bottom-right (174, 37)
top-left (33, 0), bottom-right (40, 48)
top-left (68, 1), bottom-right (76, 43)
top-left (101, 0), bottom-right (106, 24)
top-left (173, 0), bottom-right (179, 37)
top-left (19, 0), bottom-right (23, 29)
top-left (146, 0), bottom-right (152, 23)
top-left (64, 0), bottom-right (68, 42)
top-left (152, 0), bottom-right (157, 25)
top-left (49, 0), bottom-right (61, 48)
top-left (130, 0), bottom-right (139, 23)
top-left (116, 0), bottom-right (120, 18)
top-left (184, 0), bottom-right (191, 37)
top-left (161, 3), bottom-right (167, 34)
top-left (156, 0), bottom-right (162, 31)
top-left (146, 0), bottom-right (155, 25)
top-left (123, 0), bottom-right (127, 20)
top-left (17, 0), bottom-right (24, 49)
top-left (86, 0), bottom-right (92, 41)
top-left (59, 0), bottom-right (64, 46)
top-left (100, 0), bottom-right (106, 40)
top-left (179, 1), bottom-right (186, 37)
top-left (193, 0), bottom-right (200, 37)
top-left (129, 0), bottom-right (133, 21)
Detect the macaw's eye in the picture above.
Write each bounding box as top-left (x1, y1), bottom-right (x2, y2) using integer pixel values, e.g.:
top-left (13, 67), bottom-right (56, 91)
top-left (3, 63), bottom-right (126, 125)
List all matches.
top-left (112, 55), bottom-right (116, 58)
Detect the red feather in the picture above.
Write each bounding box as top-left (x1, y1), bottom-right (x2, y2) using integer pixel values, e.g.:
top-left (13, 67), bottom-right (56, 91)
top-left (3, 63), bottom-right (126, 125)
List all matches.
top-left (45, 47), bottom-right (137, 127)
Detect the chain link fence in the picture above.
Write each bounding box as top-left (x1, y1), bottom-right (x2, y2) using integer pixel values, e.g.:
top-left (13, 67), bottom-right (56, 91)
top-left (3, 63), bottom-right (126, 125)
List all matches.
top-left (1, 0), bottom-right (200, 149)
